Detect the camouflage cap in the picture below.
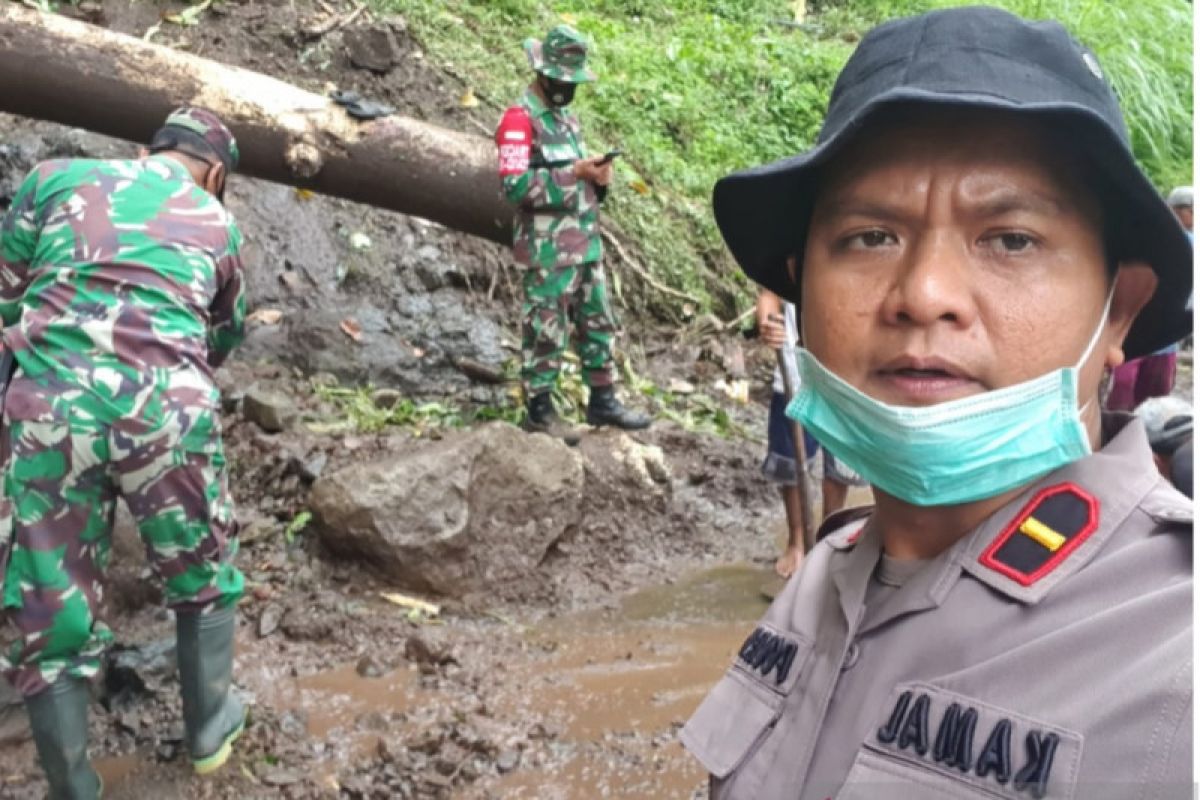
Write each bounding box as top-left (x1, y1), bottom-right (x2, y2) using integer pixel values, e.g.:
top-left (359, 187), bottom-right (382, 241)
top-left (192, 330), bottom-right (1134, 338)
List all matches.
top-left (524, 25), bottom-right (596, 84)
top-left (160, 107), bottom-right (240, 172)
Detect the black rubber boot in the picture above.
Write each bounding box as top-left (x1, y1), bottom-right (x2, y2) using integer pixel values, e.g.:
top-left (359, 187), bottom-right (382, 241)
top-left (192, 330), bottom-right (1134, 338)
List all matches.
top-left (522, 392), bottom-right (581, 445)
top-left (176, 605), bottom-right (247, 775)
top-left (586, 385), bottom-right (652, 430)
top-left (25, 676), bottom-right (101, 799)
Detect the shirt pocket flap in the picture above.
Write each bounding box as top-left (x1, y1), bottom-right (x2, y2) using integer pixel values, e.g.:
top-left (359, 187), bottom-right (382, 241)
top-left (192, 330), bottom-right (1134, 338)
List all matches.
top-left (835, 748), bottom-right (1002, 800)
top-left (680, 670), bottom-right (782, 779)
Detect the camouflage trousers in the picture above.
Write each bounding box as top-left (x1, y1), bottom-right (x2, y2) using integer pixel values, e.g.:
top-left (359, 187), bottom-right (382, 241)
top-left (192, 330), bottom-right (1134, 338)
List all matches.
top-left (521, 259), bottom-right (617, 394)
top-left (0, 389), bottom-right (243, 697)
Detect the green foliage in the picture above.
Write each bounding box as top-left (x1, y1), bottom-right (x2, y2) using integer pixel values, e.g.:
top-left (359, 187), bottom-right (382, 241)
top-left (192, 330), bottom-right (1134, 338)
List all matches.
top-left (313, 382), bottom-right (522, 433)
top-left (376, 0), bottom-right (1191, 317)
top-left (841, 0), bottom-right (1194, 189)
top-left (284, 510), bottom-right (312, 545)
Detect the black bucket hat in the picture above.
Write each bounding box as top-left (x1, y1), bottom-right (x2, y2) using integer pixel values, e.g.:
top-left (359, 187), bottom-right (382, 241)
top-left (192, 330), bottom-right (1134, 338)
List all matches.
top-left (713, 5), bottom-right (1192, 359)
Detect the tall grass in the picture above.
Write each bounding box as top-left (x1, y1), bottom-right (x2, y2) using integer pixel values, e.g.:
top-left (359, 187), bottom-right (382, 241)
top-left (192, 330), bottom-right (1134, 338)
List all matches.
top-left (846, 0), bottom-right (1193, 189)
top-left (381, 0), bottom-right (1192, 317)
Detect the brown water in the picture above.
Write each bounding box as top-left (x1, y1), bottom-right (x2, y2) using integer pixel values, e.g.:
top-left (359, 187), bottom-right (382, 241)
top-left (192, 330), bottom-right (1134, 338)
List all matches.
top-left (94, 752), bottom-right (140, 790)
top-left (290, 662), bottom-right (414, 739)
top-left (87, 517), bottom-right (864, 797)
top-left (242, 562), bottom-right (775, 798)
top-left (477, 563), bottom-right (774, 798)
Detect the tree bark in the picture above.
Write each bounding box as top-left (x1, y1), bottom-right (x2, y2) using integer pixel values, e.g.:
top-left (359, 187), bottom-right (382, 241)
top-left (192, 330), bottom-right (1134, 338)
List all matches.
top-left (0, 3), bottom-right (514, 244)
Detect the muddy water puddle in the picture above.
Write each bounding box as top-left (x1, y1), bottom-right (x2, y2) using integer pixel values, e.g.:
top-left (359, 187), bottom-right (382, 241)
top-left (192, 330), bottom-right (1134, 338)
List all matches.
top-left (84, 554), bottom-right (824, 797)
top-left (93, 752), bottom-right (140, 789)
top-left (480, 562), bottom-right (773, 798)
top-left (290, 662), bottom-right (414, 739)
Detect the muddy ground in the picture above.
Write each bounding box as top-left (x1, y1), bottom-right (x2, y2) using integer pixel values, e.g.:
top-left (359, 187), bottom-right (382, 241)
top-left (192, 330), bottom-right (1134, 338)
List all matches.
top-left (0, 0), bottom-right (796, 797)
top-left (0, 1), bottom-right (1194, 798)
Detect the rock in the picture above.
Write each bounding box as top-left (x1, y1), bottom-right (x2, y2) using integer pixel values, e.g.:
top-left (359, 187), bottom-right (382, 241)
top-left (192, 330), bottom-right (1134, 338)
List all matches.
top-left (667, 378), bottom-right (696, 395)
top-left (404, 634), bottom-right (454, 666)
top-left (377, 737), bottom-right (403, 763)
top-left (311, 422), bottom-right (584, 597)
top-left (344, 27), bottom-right (401, 74)
top-left (452, 357), bottom-right (506, 385)
top-left (496, 749), bottom-right (520, 774)
top-left (358, 709), bottom-right (390, 732)
top-left (641, 444), bottom-right (672, 484)
top-left (221, 386), bottom-right (245, 413)
top-left (528, 720), bottom-right (564, 741)
top-left (281, 612), bottom-right (335, 642)
top-left (434, 741), bottom-right (466, 775)
top-left (239, 516), bottom-right (277, 545)
top-left (107, 502), bottom-right (160, 613)
top-left (372, 388), bottom-right (403, 409)
top-left (155, 741), bottom-right (181, 762)
top-left (104, 637), bottom-right (176, 710)
top-left (356, 653), bottom-right (385, 678)
top-left (297, 451), bottom-right (328, 482)
top-left (69, 1), bottom-right (106, 24)
top-left (583, 431), bottom-right (671, 496)
top-left (258, 603), bottom-right (284, 638)
top-left (260, 767), bottom-right (303, 787)
top-left (0, 679), bottom-right (29, 745)
top-left (279, 709), bottom-right (308, 739)
top-left (279, 270), bottom-right (304, 290)
top-left (242, 387), bottom-right (297, 433)
top-left (456, 717), bottom-right (509, 757)
top-left (114, 708), bottom-right (142, 734)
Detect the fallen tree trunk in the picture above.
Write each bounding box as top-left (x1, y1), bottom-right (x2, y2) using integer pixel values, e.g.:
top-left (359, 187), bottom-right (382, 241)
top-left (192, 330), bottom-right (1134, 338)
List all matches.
top-left (0, 3), bottom-right (513, 244)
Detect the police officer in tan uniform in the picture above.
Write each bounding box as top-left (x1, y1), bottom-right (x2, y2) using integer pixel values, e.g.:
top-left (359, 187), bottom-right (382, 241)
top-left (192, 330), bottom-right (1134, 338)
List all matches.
top-left (682, 7), bottom-right (1192, 800)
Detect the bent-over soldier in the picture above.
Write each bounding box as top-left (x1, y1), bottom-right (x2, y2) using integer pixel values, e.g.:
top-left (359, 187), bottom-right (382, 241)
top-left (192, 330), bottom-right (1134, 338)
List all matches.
top-left (0, 107), bottom-right (248, 798)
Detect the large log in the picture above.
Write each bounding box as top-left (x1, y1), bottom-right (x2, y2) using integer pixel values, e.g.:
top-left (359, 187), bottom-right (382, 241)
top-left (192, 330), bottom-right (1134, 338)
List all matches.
top-left (0, 3), bottom-right (513, 244)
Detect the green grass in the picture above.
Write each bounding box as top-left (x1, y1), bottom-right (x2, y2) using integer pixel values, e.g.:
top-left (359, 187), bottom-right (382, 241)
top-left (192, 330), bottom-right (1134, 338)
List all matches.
top-left (378, 0), bottom-right (1192, 322)
top-left (842, 0), bottom-right (1194, 190)
top-left (313, 363), bottom-right (752, 438)
top-left (313, 382), bottom-right (513, 432)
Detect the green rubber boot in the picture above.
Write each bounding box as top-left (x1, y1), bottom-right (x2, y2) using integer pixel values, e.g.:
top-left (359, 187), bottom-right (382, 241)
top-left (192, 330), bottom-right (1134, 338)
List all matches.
top-left (24, 676), bottom-right (102, 800)
top-left (175, 605), bottom-right (246, 775)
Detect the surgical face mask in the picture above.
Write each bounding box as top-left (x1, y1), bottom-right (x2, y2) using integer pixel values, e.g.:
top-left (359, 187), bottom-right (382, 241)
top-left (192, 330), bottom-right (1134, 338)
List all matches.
top-left (541, 76), bottom-right (577, 107)
top-left (786, 286), bottom-right (1115, 507)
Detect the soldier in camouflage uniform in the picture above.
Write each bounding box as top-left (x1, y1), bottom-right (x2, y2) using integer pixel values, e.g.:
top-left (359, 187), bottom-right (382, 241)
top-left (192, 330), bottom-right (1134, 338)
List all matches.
top-left (0, 107), bottom-right (248, 798)
top-left (495, 25), bottom-right (651, 440)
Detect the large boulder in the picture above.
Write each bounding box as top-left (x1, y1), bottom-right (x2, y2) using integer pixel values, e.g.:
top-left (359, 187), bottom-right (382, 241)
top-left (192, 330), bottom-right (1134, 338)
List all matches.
top-left (310, 422), bottom-right (584, 597)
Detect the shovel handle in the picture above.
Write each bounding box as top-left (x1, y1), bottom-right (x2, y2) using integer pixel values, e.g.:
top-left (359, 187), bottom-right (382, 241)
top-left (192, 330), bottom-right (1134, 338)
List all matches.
top-left (775, 348), bottom-right (816, 552)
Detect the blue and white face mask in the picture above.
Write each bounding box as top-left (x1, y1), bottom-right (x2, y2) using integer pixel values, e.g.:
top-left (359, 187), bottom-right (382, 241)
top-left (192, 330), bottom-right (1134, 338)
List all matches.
top-left (786, 286), bottom-right (1115, 507)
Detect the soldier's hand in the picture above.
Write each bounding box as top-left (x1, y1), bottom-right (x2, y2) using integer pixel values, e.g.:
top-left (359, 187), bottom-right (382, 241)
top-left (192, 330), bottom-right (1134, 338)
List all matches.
top-left (593, 160), bottom-right (613, 187)
top-left (759, 311), bottom-right (789, 350)
top-left (573, 157), bottom-right (613, 186)
top-left (572, 158), bottom-right (596, 181)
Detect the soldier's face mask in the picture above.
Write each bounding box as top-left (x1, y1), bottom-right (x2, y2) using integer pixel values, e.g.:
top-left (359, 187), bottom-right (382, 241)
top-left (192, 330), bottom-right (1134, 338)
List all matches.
top-left (540, 76), bottom-right (577, 107)
top-left (785, 284), bottom-right (1116, 507)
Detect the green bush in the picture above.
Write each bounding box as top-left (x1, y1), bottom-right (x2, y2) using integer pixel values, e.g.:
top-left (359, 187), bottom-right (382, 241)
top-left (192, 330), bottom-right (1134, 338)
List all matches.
top-left (380, 0), bottom-right (1192, 317)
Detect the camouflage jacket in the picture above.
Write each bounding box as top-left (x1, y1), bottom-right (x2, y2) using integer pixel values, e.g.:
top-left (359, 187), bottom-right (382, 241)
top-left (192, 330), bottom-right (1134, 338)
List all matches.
top-left (0, 155), bottom-right (246, 427)
top-left (496, 88), bottom-right (603, 269)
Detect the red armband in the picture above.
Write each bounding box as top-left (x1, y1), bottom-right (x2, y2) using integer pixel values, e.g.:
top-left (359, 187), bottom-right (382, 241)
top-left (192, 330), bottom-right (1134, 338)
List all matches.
top-left (496, 106), bottom-right (533, 176)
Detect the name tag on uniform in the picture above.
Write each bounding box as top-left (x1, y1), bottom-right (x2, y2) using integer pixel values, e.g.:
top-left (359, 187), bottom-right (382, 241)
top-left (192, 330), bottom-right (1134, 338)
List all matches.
top-left (869, 683), bottom-right (1083, 799)
top-left (732, 623), bottom-right (810, 697)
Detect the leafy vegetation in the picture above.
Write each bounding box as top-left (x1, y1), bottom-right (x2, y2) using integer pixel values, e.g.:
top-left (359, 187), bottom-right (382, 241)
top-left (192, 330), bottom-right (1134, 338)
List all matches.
top-left (314, 362), bottom-right (751, 439)
top-left (284, 510), bottom-right (312, 545)
top-left (377, 0), bottom-right (1192, 319)
top-left (312, 382), bottom-right (516, 432)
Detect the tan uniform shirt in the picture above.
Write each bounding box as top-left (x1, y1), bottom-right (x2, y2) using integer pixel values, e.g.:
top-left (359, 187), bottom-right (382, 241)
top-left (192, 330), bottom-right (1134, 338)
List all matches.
top-left (683, 415), bottom-right (1192, 800)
